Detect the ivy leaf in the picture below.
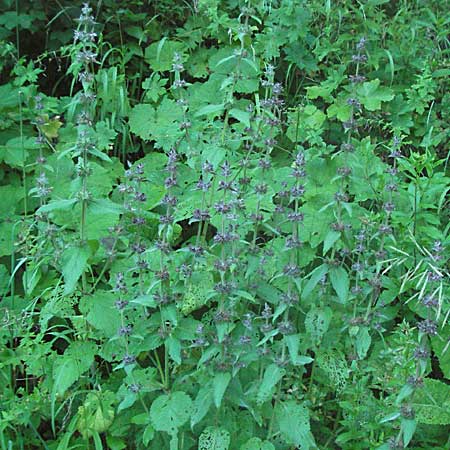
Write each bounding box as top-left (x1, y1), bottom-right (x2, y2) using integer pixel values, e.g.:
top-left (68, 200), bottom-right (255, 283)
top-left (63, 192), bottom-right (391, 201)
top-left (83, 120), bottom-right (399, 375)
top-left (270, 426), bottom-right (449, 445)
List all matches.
top-left (198, 427), bottom-right (230, 450)
top-left (150, 391), bottom-right (193, 435)
top-left (275, 400), bottom-right (315, 449)
top-left (357, 79), bottom-right (394, 111)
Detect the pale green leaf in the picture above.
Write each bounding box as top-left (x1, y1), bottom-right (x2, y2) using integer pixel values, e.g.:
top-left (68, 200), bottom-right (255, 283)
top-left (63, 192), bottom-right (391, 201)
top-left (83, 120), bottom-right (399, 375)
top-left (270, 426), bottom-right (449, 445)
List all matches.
top-left (198, 427), bottom-right (230, 450)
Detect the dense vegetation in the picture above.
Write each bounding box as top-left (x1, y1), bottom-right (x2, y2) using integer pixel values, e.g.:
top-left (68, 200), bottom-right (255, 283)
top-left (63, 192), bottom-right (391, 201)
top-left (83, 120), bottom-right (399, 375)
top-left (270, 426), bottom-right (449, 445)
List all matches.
top-left (0, 0), bottom-right (449, 449)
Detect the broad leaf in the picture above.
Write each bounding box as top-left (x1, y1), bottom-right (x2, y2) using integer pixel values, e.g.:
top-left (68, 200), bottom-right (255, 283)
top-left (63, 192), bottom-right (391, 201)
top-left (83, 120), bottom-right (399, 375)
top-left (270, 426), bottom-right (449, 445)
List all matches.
top-left (150, 391), bottom-right (193, 434)
top-left (198, 427), bottom-right (230, 450)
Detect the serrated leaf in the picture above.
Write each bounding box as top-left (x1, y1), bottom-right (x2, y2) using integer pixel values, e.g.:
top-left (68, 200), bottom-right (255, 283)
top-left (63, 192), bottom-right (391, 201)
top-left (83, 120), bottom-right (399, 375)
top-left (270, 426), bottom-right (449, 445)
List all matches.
top-left (305, 306), bottom-right (332, 346)
top-left (129, 98), bottom-right (183, 148)
top-left (240, 437), bottom-right (275, 450)
top-left (257, 364), bottom-right (285, 405)
top-left (61, 245), bottom-right (90, 294)
top-left (129, 104), bottom-right (155, 139)
top-left (302, 264), bottom-right (328, 300)
top-left (330, 267), bottom-right (349, 303)
top-left (80, 290), bottom-right (121, 338)
top-left (213, 372), bottom-right (231, 408)
top-left (357, 79), bottom-right (394, 111)
top-left (323, 230), bottom-right (341, 255)
top-left (413, 379), bottom-right (450, 425)
top-left (275, 400), bottom-right (315, 449)
top-left (53, 341), bottom-right (97, 395)
top-left (191, 385), bottom-right (213, 428)
top-left (194, 103), bottom-right (225, 118)
top-left (37, 198), bottom-right (77, 213)
top-left (150, 391), bottom-right (192, 434)
top-left (355, 326), bottom-right (371, 359)
top-left (166, 336), bottom-right (182, 365)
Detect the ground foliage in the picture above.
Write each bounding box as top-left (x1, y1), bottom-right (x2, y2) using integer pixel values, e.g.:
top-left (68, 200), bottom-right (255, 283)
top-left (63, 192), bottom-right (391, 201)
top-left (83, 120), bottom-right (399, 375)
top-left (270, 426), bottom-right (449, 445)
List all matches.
top-left (0, 0), bottom-right (449, 449)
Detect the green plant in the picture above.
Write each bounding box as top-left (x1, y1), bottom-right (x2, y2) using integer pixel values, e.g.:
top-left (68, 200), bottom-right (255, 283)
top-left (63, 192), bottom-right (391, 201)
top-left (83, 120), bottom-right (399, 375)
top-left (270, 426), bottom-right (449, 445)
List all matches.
top-left (0, 1), bottom-right (448, 449)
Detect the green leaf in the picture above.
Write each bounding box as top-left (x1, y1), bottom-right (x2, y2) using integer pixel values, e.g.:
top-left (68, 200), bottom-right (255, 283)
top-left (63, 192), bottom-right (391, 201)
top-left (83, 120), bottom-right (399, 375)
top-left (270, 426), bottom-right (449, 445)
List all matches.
top-left (143, 424), bottom-right (155, 446)
top-left (131, 294), bottom-right (157, 308)
top-left (0, 264), bottom-right (9, 295)
top-left (323, 230), bottom-right (341, 255)
top-left (401, 418), bottom-right (416, 446)
top-left (76, 391), bottom-right (115, 439)
top-left (257, 364), bottom-right (285, 405)
top-left (150, 391), bottom-right (193, 434)
top-left (357, 79), bottom-right (394, 111)
top-left (198, 426), bottom-right (230, 450)
top-left (229, 108), bottom-right (251, 127)
top-left (284, 335), bottom-right (312, 366)
top-left (166, 336), bottom-right (182, 365)
top-left (302, 264), bottom-right (328, 300)
top-left (413, 379), bottom-right (450, 425)
top-left (275, 400), bottom-right (315, 449)
top-left (431, 335), bottom-right (450, 378)
top-left (144, 40), bottom-right (186, 71)
top-left (305, 306), bottom-right (332, 346)
top-left (88, 198), bottom-right (123, 214)
top-left (61, 245), bottom-right (91, 294)
top-left (53, 341), bottom-right (97, 395)
top-left (213, 372), bottom-right (231, 408)
top-left (191, 385), bottom-right (213, 428)
top-left (128, 104), bottom-right (155, 139)
top-left (329, 267), bottom-right (349, 303)
top-left (79, 291), bottom-right (121, 338)
top-left (37, 198), bottom-right (77, 213)
top-left (355, 326), bottom-right (371, 359)
top-left (129, 98), bottom-right (183, 149)
top-left (240, 437), bottom-right (275, 450)
top-left (194, 103), bottom-right (225, 118)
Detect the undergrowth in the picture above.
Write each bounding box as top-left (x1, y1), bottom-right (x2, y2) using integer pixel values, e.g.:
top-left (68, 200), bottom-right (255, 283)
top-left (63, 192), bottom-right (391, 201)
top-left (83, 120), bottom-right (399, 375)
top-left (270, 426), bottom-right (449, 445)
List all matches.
top-left (0, 1), bottom-right (449, 449)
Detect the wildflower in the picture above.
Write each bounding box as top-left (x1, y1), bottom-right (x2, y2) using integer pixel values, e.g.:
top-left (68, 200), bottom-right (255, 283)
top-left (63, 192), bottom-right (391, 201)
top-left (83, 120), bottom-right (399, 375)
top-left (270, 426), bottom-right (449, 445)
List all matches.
top-left (129, 384), bottom-right (141, 393)
top-left (413, 347), bottom-right (429, 360)
top-left (122, 354), bottom-right (136, 365)
top-left (118, 325), bottom-right (132, 336)
top-left (417, 319), bottom-right (438, 336)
